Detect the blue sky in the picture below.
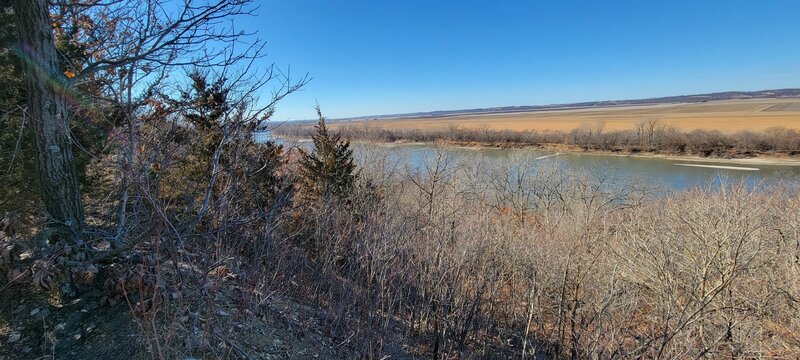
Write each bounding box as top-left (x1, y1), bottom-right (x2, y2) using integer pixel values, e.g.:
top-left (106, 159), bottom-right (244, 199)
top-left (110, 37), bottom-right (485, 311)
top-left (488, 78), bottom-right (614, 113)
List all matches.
top-left (243, 0), bottom-right (800, 120)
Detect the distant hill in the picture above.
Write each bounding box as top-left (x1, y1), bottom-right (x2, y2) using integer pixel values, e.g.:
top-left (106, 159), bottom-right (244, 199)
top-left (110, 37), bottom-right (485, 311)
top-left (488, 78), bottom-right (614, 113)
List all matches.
top-left (325, 88), bottom-right (800, 123)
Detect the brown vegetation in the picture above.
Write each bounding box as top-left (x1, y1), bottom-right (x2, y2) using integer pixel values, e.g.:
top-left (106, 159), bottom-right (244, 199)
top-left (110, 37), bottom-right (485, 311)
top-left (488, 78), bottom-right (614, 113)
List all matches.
top-left (339, 99), bottom-right (800, 133)
top-left (317, 149), bottom-right (800, 358)
top-left (6, 139), bottom-right (800, 358)
top-left (275, 120), bottom-right (800, 159)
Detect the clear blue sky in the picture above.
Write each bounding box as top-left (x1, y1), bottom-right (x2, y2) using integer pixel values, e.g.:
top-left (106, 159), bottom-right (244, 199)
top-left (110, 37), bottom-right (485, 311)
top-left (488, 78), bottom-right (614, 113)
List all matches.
top-left (243, 0), bottom-right (800, 120)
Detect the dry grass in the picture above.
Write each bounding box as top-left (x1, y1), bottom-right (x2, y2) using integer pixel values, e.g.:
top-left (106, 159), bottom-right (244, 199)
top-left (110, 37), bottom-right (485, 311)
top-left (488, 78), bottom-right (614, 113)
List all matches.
top-left (337, 98), bottom-right (800, 133)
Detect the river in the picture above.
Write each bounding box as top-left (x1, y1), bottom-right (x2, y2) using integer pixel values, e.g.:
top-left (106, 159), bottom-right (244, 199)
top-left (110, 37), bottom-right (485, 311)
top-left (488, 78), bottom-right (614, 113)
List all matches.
top-left (265, 134), bottom-right (800, 191)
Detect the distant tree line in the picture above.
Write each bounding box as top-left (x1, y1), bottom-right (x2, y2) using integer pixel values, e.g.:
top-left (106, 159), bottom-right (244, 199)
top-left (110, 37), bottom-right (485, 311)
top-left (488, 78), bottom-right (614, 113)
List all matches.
top-left (275, 120), bottom-right (800, 158)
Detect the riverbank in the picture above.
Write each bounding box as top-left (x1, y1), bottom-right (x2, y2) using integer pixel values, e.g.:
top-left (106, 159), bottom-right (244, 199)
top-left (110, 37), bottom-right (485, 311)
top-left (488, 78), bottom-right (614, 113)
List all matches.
top-left (450, 140), bottom-right (800, 166)
top-left (278, 136), bottom-right (800, 167)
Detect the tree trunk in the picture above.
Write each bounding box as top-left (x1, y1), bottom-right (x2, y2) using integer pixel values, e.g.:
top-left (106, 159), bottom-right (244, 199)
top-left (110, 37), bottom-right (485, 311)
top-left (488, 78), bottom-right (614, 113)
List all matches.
top-left (13, 0), bottom-right (85, 232)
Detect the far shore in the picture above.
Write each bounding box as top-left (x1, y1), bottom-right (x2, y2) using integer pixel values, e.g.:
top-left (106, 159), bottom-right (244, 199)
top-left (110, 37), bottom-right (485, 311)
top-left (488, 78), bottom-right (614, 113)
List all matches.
top-left (331, 98), bottom-right (800, 133)
top-left (275, 136), bottom-right (800, 167)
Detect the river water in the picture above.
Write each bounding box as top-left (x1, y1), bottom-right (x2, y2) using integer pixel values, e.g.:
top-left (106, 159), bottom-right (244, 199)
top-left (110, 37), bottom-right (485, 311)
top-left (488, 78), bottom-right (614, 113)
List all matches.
top-left (266, 134), bottom-right (800, 191)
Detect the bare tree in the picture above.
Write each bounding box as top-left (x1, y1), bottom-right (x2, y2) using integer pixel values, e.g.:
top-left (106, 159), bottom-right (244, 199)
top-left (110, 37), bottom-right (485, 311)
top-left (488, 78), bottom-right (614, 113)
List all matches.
top-left (45, 0), bottom-right (307, 242)
top-left (635, 118), bottom-right (662, 148)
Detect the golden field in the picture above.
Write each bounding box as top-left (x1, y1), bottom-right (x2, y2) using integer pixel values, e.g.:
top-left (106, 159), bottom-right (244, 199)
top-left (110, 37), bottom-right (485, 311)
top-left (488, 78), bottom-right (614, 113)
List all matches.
top-left (336, 98), bottom-right (800, 133)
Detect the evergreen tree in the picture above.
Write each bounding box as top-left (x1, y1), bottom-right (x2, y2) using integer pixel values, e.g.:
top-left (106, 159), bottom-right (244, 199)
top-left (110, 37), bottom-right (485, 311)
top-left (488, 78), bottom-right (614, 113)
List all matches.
top-left (300, 107), bottom-right (357, 200)
top-left (179, 71), bottom-right (230, 183)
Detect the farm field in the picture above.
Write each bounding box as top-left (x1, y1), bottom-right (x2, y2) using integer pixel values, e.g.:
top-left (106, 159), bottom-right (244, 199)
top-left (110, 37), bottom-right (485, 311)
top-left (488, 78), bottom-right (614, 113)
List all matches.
top-left (336, 98), bottom-right (800, 133)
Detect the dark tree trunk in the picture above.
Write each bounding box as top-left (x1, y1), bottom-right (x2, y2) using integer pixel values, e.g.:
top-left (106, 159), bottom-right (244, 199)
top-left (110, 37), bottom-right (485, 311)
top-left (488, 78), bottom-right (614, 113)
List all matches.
top-left (13, 0), bottom-right (85, 232)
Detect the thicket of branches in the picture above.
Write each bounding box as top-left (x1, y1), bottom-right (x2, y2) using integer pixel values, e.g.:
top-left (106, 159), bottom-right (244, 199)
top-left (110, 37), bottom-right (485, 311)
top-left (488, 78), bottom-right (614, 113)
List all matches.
top-left (2, 0), bottom-right (800, 359)
top-left (300, 148), bottom-right (800, 358)
top-left (275, 120), bottom-right (800, 158)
